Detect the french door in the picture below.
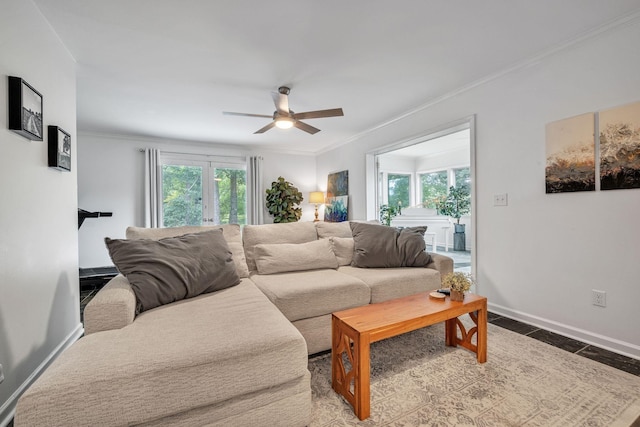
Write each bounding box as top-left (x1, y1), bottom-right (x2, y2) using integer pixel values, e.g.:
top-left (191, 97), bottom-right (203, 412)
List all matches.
top-left (160, 155), bottom-right (246, 227)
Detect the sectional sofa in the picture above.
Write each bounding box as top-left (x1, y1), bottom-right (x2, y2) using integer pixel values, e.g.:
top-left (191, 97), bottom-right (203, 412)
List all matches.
top-left (15, 221), bottom-right (453, 427)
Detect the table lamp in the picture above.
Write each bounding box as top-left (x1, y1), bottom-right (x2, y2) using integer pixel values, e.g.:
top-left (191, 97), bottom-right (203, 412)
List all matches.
top-left (309, 191), bottom-right (325, 222)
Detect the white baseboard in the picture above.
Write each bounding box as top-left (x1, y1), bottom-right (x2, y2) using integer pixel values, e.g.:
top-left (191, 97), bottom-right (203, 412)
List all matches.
top-left (0, 323), bottom-right (84, 426)
top-left (488, 302), bottom-right (640, 361)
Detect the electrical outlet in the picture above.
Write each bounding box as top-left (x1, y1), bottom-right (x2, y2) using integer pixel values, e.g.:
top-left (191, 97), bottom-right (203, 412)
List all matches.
top-left (592, 290), bottom-right (606, 307)
top-left (0, 363), bottom-right (4, 384)
top-left (493, 193), bottom-right (508, 206)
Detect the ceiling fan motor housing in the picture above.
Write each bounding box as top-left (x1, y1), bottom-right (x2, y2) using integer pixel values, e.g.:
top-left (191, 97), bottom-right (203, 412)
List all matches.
top-left (274, 110), bottom-right (294, 119)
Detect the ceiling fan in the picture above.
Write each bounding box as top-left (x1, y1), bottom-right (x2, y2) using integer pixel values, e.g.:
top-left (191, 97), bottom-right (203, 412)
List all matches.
top-left (223, 86), bottom-right (344, 135)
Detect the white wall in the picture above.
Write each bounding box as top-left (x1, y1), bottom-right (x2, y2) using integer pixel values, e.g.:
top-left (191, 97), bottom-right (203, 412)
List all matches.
top-left (77, 134), bottom-right (317, 267)
top-left (415, 147), bottom-right (468, 172)
top-left (378, 154), bottom-right (415, 172)
top-left (317, 20), bottom-right (640, 358)
top-left (0, 0), bottom-right (79, 422)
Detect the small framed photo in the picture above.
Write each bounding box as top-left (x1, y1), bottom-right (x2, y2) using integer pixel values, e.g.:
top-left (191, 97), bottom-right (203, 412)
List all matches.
top-left (48, 126), bottom-right (71, 171)
top-left (8, 76), bottom-right (43, 141)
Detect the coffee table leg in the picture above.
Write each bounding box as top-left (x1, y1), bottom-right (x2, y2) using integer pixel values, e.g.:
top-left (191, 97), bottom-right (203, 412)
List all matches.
top-left (445, 305), bottom-right (487, 364)
top-left (477, 304), bottom-right (487, 363)
top-left (354, 333), bottom-right (371, 420)
top-left (332, 317), bottom-right (372, 420)
top-left (445, 318), bottom-right (458, 347)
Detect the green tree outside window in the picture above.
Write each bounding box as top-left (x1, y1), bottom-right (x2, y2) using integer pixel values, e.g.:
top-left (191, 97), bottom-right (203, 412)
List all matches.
top-left (387, 174), bottom-right (410, 208)
top-left (162, 165), bottom-right (203, 227)
top-left (420, 170), bottom-right (448, 209)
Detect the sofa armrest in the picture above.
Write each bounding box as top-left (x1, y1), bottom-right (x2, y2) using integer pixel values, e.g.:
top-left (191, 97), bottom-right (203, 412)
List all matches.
top-left (426, 253), bottom-right (454, 279)
top-left (83, 274), bottom-right (136, 335)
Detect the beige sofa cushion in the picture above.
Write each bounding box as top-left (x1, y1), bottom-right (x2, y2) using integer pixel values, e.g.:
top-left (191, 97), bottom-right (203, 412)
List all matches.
top-left (84, 274), bottom-right (136, 335)
top-left (126, 224), bottom-right (250, 278)
top-left (16, 280), bottom-right (308, 426)
top-left (254, 239), bottom-right (338, 274)
top-left (251, 270), bottom-right (370, 321)
top-left (315, 221), bottom-right (352, 238)
top-left (339, 265), bottom-right (442, 303)
top-left (243, 222), bottom-right (318, 273)
top-left (329, 236), bottom-right (354, 266)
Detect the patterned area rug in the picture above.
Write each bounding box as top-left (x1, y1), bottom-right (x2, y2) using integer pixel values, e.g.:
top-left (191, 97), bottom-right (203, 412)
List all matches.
top-left (309, 318), bottom-right (640, 426)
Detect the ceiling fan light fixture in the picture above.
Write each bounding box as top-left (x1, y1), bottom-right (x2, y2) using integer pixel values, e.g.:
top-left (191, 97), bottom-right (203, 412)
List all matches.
top-left (275, 117), bottom-right (294, 129)
top-left (223, 87), bottom-right (342, 134)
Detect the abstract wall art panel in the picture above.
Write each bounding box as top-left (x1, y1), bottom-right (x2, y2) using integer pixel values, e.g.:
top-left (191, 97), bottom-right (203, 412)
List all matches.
top-left (327, 170), bottom-right (348, 198)
top-left (545, 113), bottom-right (595, 194)
top-left (325, 170), bottom-right (349, 222)
top-left (324, 195), bottom-right (348, 222)
top-left (599, 101), bottom-right (640, 190)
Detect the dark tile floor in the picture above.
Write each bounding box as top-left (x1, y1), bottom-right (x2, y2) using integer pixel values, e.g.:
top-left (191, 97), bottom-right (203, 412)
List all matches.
top-left (488, 312), bottom-right (640, 377)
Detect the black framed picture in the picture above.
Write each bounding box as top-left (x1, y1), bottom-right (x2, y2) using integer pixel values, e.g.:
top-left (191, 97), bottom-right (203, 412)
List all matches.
top-left (48, 126), bottom-right (71, 171)
top-left (8, 76), bottom-right (43, 141)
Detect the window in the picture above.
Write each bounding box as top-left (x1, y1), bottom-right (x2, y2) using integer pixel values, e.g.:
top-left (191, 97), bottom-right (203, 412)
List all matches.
top-left (212, 167), bottom-right (246, 225)
top-left (454, 167), bottom-right (471, 193)
top-left (419, 166), bottom-right (471, 212)
top-left (387, 173), bottom-right (410, 208)
top-left (420, 170), bottom-right (448, 208)
top-left (162, 164), bottom-right (204, 227)
top-left (161, 155), bottom-right (246, 227)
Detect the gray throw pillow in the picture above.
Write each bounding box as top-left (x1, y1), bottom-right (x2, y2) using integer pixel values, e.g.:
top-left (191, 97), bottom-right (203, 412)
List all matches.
top-left (105, 229), bottom-right (240, 314)
top-left (350, 222), bottom-right (432, 268)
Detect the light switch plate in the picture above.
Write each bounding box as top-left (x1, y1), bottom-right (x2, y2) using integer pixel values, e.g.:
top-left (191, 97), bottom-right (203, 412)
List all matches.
top-left (592, 290), bottom-right (606, 307)
top-left (493, 193), bottom-right (508, 206)
top-left (0, 363), bottom-right (4, 384)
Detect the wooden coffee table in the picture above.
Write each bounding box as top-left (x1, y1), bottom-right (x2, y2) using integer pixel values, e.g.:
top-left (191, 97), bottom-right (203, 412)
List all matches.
top-left (331, 292), bottom-right (487, 420)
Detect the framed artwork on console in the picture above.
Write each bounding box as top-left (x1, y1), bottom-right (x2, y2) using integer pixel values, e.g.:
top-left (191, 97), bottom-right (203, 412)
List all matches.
top-left (8, 76), bottom-right (43, 141)
top-left (325, 170), bottom-right (349, 222)
top-left (48, 126), bottom-right (71, 171)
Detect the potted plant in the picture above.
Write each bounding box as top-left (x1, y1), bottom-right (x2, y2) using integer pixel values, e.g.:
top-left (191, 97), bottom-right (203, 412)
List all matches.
top-left (436, 185), bottom-right (470, 250)
top-left (442, 272), bottom-right (474, 301)
top-left (265, 177), bottom-right (304, 223)
top-left (379, 203), bottom-right (402, 226)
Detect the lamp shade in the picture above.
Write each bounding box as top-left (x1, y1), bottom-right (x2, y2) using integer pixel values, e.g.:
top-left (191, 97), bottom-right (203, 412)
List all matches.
top-left (309, 191), bottom-right (325, 204)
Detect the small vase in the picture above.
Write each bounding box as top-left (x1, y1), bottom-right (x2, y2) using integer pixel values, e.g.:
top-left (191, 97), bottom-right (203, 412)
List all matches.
top-left (450, 290), bottom-right (464, 301)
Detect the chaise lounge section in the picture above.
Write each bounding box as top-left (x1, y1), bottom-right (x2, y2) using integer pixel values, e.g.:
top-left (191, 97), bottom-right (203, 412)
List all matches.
top-left (15, 224), bottom-right (311, 427)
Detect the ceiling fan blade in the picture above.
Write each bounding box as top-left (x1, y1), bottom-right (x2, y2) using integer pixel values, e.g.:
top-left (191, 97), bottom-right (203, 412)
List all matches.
top-left (223, 111), bottom-right (273, 118)
top-left (293, 120), bottom-right (321, 135)
top-left (254, 122), bottom-right (276, 134)
top-left (271, 90), bottom-right (289, 113)
top-left (292, 108), bottom-right (344, 120)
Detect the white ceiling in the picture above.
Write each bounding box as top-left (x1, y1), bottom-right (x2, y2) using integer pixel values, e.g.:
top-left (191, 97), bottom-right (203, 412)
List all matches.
top-left (32, 0), bottom-right (640, 154)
